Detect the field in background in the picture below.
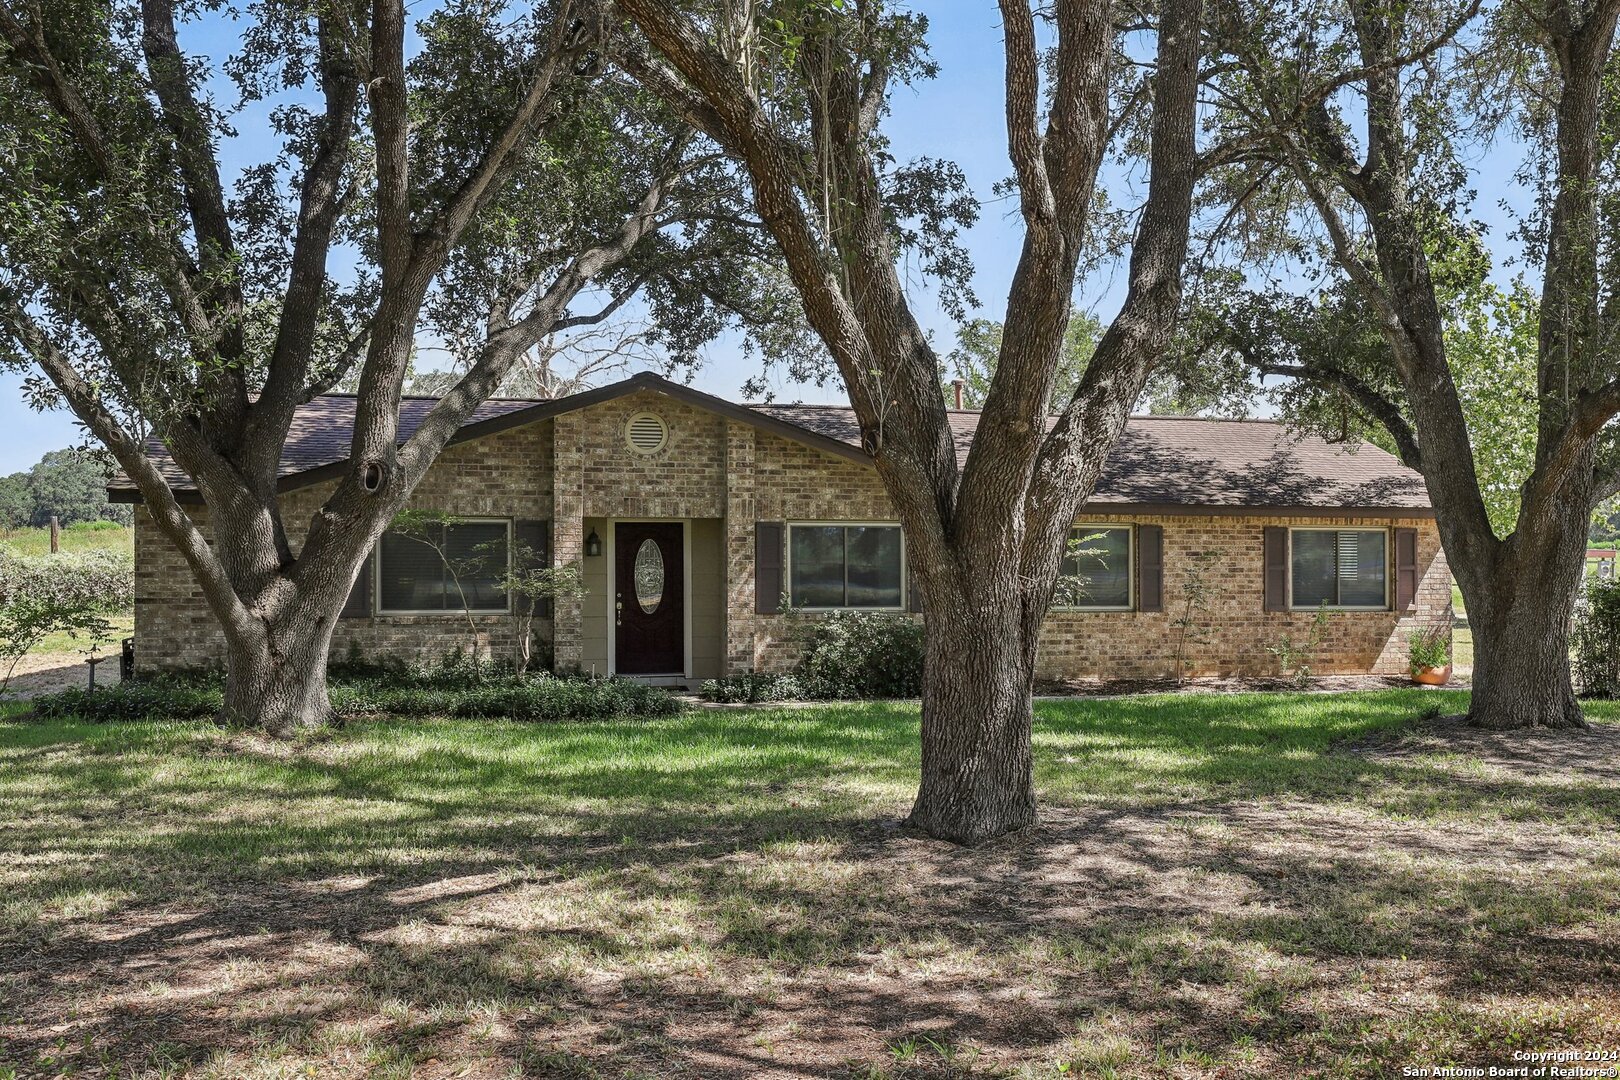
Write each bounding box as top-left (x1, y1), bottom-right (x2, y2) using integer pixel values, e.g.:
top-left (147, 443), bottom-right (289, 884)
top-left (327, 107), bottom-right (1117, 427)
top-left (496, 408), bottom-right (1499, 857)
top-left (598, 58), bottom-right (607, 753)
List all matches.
top-left (0, 523), bottom-right (132, 557)
top-left (2, 525), bottom-right (135, 662)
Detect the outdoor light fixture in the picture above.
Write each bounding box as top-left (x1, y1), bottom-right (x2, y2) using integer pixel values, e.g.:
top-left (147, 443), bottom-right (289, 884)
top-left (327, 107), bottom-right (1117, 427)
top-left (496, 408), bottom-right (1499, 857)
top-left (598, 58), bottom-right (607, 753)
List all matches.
top-left (585, 529), bottom-right (602, 557)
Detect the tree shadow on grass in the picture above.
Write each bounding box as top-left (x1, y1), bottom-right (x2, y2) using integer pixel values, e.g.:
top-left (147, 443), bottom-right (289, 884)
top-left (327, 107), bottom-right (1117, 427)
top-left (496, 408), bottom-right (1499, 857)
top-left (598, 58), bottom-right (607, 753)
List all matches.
top-left (1, 693), bottom-right (1617, 1076)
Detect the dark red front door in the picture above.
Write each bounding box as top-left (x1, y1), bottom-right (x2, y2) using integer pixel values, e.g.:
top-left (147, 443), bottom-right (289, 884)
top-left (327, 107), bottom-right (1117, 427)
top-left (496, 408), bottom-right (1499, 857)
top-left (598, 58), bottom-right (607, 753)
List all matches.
top-left (615, 522), bottom-right (684, 675)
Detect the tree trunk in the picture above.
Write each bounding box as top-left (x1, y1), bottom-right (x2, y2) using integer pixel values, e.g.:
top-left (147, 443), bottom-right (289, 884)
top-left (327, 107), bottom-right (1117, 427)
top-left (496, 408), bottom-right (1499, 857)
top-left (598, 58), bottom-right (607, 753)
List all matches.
top-left (217, 607), bottom-right (340, 737)
top-left (1464, 540), bottom-right (1589, 731)
top-left (1455, 483), bottom-right (1592, 730)
top-left (1469, 612), bottom-right (1585, 729)
top-left (906, 595), bottom-right (1038, 844)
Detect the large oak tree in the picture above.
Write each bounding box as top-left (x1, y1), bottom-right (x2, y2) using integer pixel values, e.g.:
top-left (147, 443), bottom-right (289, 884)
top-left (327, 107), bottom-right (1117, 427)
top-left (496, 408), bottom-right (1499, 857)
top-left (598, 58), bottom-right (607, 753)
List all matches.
top-left (603, 0), bottom-right (1210, 842)
top-left (0, 0), bottom-right (766, 733)
top-left (1201, 0), bottom-right (1620, 728)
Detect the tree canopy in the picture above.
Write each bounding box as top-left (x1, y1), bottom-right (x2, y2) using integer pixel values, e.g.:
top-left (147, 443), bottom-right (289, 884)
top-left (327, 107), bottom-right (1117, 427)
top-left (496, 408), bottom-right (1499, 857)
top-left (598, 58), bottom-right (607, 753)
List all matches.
top-left (0, 449), bottom-right (131, 529)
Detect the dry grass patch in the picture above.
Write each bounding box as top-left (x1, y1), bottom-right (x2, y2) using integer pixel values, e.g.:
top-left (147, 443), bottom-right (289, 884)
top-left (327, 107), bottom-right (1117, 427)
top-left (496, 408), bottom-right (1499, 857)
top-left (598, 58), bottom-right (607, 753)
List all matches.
top-left (0, 692), bottom-right (1616, 1078)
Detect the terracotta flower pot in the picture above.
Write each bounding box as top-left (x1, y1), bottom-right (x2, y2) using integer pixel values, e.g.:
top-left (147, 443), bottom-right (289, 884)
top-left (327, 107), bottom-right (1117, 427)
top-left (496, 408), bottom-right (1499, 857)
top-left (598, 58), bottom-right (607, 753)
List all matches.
top-left (1411, 664), bottom-right (1452, 686)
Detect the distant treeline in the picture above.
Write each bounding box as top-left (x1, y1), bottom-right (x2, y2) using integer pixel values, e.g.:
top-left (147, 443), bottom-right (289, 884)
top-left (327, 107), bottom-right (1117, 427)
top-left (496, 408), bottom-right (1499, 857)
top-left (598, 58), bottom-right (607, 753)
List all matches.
top-left (0, 449), bottom-right (132, 530)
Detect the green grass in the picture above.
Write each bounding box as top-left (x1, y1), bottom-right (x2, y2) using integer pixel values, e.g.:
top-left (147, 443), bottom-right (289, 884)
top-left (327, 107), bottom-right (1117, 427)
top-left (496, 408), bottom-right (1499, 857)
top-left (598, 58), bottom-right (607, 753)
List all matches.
top-left (2, 693), bottom-right (1617, 1077)
top-left (0, 522), bottom-right (132, 556)
top-left (24, 613), bottom-right (134, 655)
top-left (2, 526), bottom-right (134, 661)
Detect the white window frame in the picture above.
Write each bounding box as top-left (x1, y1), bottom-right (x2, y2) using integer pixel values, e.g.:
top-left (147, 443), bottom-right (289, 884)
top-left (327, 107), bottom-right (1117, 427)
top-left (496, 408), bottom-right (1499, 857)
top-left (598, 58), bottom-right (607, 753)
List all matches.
top-left (785, 521), bottom-right (907, 612)
top-left (1049, 523), bottom-right (1135, 612)
top-left (1287, 526), bottom-right (1391, 612)
top-left (374, 517), bottom-right (515, 616)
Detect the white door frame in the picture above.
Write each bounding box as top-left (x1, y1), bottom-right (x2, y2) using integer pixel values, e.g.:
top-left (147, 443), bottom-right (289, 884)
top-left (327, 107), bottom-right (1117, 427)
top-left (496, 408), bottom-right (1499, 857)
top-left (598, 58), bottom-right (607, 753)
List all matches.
top-left (604, 517), bottom-right (692, 679)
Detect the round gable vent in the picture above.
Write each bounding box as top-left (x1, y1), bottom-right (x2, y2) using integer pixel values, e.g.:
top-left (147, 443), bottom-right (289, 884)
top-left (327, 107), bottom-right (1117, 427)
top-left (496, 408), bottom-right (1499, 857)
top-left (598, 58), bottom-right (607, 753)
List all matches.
top-left (625, 411), bottom-right (668, 455)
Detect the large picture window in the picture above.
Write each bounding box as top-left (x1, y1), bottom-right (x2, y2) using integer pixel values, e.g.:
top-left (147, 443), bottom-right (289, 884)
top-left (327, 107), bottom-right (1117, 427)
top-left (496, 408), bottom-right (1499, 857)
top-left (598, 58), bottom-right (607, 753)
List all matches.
top-left (377, 519), bottom-right (511, 614)
top-left (1053, 525), bottom-right (1133, 610)
top-left (788, 524), bottom-right (904, 608)
top-left (1290, 528), bottom-right (1388, 609)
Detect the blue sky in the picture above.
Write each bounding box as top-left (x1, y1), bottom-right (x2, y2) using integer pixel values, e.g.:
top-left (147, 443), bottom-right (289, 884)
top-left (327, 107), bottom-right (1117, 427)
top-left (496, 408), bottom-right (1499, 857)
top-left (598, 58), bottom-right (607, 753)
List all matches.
top-left (0, 6), bottom-right (1528, 474)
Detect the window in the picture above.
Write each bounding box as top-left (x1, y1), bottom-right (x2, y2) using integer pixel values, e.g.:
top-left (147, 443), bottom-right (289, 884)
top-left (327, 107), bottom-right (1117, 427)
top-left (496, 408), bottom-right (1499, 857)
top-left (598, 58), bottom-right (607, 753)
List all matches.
top-left (377, 519), bottom-right (511, 614)
top-left (788, 524), bottom-right (904, 608)
top-left (1053, 526), bottom-right (1133, 609)
top-left (1290, 528), bottom-right (1388, 609)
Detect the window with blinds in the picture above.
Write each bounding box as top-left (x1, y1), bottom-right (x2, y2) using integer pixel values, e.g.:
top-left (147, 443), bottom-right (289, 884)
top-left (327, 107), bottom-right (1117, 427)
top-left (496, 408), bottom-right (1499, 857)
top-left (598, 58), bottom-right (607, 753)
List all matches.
top-left (1052, 526), bottom-right (1133, 609)
top-left (1289, 528), bottom-right (1388, 609)
top-left (377, 520), bottom-right (511, 614)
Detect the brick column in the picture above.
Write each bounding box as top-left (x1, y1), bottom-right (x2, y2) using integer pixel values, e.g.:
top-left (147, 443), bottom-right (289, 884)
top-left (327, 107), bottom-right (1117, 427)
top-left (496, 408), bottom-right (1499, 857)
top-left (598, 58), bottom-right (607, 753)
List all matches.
top-left (724, 420), bottom-right (757, 673)
top-left (553, 411), bottom-right (586, 670)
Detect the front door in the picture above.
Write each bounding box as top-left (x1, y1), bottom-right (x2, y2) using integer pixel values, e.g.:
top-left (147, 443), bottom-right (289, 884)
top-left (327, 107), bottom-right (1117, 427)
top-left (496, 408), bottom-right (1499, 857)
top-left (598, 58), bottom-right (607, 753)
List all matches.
top-left (615, 522), bottom-right (684, 675)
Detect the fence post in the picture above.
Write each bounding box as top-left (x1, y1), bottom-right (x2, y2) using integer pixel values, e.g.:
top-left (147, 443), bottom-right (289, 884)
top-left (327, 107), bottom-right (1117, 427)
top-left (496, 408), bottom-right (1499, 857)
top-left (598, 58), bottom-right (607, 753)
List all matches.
top-left (49, 515), bottom-right (60, 553)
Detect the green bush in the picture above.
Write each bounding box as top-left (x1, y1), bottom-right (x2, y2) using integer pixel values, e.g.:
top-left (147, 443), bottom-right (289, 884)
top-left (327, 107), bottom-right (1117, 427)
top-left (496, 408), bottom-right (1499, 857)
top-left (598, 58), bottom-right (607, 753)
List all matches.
top-left (33, 670), bottom-right (681, 724)
top-left (700, 672), bottom-right (811, 703)
top-left (797, 610), bottom-right (924, 699)
top-left (1406, 624), bottom-right (1451, 671)
top-left (1573, 577), bottom-right (1620, 697)
top-left (699, 611), bottom-right (925, 702)
top-left (34, 674), bottom-right (221, 722)
top-left (65, 519), bottom-right (125, 532)
top-left (333, 674), bottom-right (681, 721)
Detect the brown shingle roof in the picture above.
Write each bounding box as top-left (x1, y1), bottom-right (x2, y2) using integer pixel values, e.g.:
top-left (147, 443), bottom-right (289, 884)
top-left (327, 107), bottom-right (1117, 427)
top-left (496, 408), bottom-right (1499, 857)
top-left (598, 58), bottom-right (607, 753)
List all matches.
top-left (110, 372), bottom-right (1429, 511)
top-left (750, 404), bottom-right (1430, 510)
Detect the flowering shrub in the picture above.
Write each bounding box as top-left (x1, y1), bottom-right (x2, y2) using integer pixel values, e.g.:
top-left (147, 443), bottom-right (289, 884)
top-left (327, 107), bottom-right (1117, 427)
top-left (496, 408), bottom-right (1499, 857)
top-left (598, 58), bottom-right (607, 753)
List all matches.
top-left (0, 548), bottom-right (134, 693)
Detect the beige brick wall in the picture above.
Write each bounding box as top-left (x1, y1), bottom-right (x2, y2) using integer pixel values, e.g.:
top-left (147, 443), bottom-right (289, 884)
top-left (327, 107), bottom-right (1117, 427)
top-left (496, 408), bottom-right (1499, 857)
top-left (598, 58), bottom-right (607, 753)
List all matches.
top-left (1031, 511), bottom-right (1449, 680)
top-left (133, 393), bottom-right (1450, 682)
top-left (725, 422), bottom-right (902, 672)
top-left (135, 420), bottom-right (554, 672)
top-left (717, 431), bottom-right (1449, 679)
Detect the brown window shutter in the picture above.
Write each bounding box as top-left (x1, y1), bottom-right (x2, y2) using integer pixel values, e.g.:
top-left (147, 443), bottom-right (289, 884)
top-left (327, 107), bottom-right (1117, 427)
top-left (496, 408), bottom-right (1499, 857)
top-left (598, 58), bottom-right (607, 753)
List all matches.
top-left (340, 551), bottom-right (373, 619)
top-left (1394, 527), bottom-right (1418, 610)
top-left (756, 522), bottom-right (784, 613)
top-left (1136, 524), bottom-right (1164, 612)
top-left (907, 553), bottom-right (923, 614)
top-left (1263, 526), bottom-right (1288, 612)
top-left (515, 519), bottom-right (551, 617)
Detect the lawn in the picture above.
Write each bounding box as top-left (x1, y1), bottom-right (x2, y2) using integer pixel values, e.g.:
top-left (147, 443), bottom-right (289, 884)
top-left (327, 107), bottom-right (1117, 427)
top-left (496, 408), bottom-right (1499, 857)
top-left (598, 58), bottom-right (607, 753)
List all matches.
top-left (1, 692), bottom-right (1617, 1078)
top-left (1, 525), bottom-right (135, 669)
top-left (0, 523), bottom-right (132, 557)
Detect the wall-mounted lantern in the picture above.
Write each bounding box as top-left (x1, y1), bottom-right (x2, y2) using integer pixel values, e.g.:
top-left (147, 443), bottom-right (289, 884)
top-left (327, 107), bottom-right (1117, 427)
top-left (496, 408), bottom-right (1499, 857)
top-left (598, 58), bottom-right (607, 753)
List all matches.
top-left (585, 528), bottom-right (602, 557)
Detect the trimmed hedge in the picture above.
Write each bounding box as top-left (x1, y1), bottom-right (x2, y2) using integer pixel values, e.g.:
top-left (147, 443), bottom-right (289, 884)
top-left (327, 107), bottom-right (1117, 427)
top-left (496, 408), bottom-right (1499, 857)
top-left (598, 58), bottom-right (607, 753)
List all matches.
top-left (33, 671), bottom-right (681, 724)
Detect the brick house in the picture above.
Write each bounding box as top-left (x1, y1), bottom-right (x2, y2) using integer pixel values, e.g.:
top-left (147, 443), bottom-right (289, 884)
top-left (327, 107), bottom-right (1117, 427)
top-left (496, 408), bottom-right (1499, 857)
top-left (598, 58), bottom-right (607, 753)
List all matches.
top-left (112, 371), bottom-right (1451, 684)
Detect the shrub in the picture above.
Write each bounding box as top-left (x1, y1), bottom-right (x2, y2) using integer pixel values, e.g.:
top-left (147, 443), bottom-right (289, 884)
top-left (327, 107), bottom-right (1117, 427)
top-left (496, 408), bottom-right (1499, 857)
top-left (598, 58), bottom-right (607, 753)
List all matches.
top-left (1573, 577), bottom-right (1620, 697)
top-left (65, 519), bottom-right (125, 532)
top-left (700, 672), bottom-right (810, 703)
top-left (1406, 624), bottom-right (1451, 672)
top-left (698, 612), bottom-right (926, 703)
top-left (1, 548), bottom-right (134, 694)
top-left (34, 674), bottom-right (221, 722)
top-left (33, 669), bottom-right (681, 724)
top-left (333, 674), bottom-right (682, 721)
top-left (797, 610), bottom-right (925, 699)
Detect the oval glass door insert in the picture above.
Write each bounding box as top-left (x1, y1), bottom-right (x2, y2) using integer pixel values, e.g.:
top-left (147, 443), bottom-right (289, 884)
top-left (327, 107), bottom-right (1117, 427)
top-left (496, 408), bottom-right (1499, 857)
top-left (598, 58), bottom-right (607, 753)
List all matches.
top-left (633, 538), bottom-right (664, 614)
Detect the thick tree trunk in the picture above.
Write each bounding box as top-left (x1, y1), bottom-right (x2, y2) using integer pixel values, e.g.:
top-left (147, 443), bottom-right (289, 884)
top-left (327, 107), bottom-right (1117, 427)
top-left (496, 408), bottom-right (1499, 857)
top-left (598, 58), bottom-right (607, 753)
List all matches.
top-left (1453, 482), bottom-right (1592, 730)
top-left (1469, 612), bottom-right (1585, 729)
top-left (217, 606), bottom-right (340, 737)
top-left (906, 596), bottom-right (1038, 844)
top-left (1462, 523), bottom-right (1589, 730)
